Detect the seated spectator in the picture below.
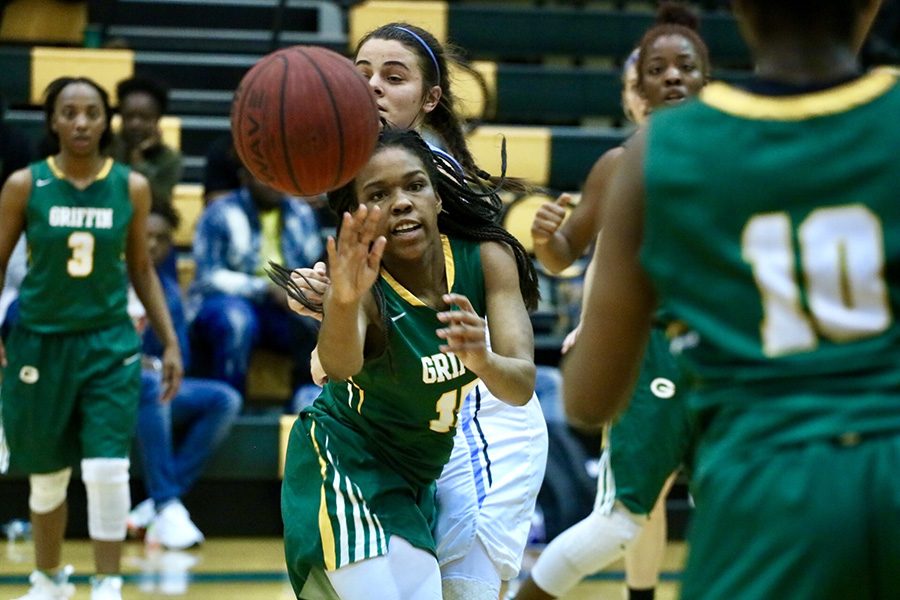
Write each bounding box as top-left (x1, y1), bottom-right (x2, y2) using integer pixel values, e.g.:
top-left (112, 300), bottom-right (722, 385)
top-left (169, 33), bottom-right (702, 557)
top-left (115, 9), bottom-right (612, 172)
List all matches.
top-left (202, 133), bottom-right (241, 205)
top-left (127, 204), bottom-right (242, 550)
top-left (189, 165), bottom-right (323, 406)
top-left (109, 75), bottom-right (183, 207)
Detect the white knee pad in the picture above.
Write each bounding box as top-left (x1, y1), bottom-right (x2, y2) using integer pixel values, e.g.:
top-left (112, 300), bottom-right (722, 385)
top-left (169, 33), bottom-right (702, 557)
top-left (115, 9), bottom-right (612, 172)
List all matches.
top-left (441, 577), bottom-right (499, 600)
top-left (29, 468), bottom-right (72, 513)
top-left (440, 538), bottom-right (501, 598)
top-left (81, 458), bottom-right (130, 542)
top-left (531, 504), bottom-right (645, 597)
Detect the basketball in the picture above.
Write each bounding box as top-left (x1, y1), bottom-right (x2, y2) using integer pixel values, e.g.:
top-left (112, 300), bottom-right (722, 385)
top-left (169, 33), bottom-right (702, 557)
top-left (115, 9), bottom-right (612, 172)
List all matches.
top-left (231, 45), bottom-right (380, 196)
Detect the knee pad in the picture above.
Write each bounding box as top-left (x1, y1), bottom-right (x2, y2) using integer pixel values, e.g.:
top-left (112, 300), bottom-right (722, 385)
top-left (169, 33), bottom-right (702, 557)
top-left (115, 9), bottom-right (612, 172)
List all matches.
top-left (441, 577), bottom-right (499, 600)
top-left (29, 468), bottom-right (72, 513)
top-left (81, 458), bottom-right (130, 542)
top-left (531, 505), bottom-right (645, 596)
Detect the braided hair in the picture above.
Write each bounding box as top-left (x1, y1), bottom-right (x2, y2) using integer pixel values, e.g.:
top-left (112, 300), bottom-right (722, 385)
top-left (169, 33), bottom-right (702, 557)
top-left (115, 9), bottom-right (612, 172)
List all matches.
top-left (273, 128), bottom-right (539, 322)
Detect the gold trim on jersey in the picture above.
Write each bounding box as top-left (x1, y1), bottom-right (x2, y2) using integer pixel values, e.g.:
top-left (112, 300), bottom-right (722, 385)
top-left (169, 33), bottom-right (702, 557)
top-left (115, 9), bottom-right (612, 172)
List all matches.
top-left (700, 69), bottom-right (897, 121)
top-left (381, 235), bottom-right (455, 307)
top-left (308, 421), bottom-right (337, 571)
top-left (876, 65), bottom-right (900, 77)
top-left (47, 156), bottom-right (114, 181)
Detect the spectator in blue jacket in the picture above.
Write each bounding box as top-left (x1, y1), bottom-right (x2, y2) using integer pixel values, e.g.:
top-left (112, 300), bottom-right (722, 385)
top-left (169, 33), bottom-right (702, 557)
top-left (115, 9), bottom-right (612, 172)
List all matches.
top-left (189, 165), bottom-right (324, 402)
top-left (128, 203), bottom-right (242, 550)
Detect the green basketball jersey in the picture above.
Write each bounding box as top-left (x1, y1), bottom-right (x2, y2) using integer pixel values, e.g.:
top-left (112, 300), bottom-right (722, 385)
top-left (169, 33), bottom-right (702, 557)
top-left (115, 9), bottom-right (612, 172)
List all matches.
top-left (641, 68), bottom-right (900, 442)
top-left (309, 235), bottom-right (485, 487)
top-left (19, 157), bottom-right (133, 333)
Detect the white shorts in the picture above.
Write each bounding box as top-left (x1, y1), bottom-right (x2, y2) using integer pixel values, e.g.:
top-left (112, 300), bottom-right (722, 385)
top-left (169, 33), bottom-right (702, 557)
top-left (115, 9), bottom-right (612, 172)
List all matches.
top-left (434, 383), bottom-right (549, 581)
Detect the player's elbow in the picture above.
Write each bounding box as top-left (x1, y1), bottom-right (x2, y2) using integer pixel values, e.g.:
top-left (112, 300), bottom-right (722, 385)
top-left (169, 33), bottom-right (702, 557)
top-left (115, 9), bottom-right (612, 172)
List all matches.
top-left (320, 355), bottom-right (362, 382)
top-left (563, 382), bottom-right (624, 429)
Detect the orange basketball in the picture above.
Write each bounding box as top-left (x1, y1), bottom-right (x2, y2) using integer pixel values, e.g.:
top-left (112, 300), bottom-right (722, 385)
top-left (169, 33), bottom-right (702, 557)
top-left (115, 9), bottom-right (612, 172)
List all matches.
top-left (231, 45), bottom-right (380, 196)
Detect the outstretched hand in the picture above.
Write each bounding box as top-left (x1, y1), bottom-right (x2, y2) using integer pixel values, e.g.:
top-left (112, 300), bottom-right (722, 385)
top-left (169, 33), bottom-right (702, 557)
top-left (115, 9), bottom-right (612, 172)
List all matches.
top-left (327, 205), bottom-right (386, 306)
top-left (436, 293), bottom-right (489, 372)
top-left (531, 192), bottom-right (572, 246)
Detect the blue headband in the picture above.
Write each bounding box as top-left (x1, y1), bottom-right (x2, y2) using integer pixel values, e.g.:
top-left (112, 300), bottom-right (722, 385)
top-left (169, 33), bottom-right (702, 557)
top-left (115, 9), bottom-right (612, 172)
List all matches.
top-left (394, 26), bottom-right (441, 83)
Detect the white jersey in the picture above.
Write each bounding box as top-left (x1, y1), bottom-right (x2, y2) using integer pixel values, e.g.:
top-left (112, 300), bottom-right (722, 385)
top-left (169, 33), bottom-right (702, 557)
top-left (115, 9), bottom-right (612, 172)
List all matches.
top-left (435, 382), bottom-right (548, 580)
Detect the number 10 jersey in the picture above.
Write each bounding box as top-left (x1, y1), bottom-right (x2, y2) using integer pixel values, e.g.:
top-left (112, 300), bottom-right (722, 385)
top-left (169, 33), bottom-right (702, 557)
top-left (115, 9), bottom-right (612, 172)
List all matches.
top-left (641, 68), bottom-right (900, 441)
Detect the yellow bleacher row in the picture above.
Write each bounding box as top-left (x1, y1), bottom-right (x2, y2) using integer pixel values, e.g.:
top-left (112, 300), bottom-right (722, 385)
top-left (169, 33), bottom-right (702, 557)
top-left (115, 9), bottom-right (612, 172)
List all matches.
top-left (0, 0), bottom-right (88, 45)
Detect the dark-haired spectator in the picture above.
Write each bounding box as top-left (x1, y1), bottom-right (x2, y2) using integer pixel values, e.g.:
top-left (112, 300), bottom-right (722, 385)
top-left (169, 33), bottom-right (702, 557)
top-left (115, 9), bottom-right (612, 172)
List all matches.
top-left (110, 76), bottom-right (183, 206)
top-left (202, 133), bottom-right (241, 205)
top-left (127, 203), bottom-right (241, 550)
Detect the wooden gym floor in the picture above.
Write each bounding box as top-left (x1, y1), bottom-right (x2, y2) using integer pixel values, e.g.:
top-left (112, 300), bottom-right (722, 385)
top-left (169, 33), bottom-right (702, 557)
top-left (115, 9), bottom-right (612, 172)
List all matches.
top-left (0, 537), bottom-right (687, 599)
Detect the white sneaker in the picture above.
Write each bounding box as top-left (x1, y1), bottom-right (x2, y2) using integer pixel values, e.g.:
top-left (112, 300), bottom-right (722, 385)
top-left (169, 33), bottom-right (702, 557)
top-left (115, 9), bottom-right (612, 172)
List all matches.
top-left (146, 500), bottom-right (204, 550)
top-left (89, 575), bottom-right (122, 600)
top-left (126, 498), bottom-right (156, 538)
top-left (15, 566), bottom-right (75, 599)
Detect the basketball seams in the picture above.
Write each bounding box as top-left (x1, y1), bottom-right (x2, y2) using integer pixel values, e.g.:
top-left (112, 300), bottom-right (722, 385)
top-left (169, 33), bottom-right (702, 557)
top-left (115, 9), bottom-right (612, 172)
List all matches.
top-left (277, 53), bottom-right (306, 195)
top-left (232, 45), bottom-right (379, 196)
top-left (296, 47), bottom-right (346, 192)
top-left (231, 58), bottom-right (269, 177)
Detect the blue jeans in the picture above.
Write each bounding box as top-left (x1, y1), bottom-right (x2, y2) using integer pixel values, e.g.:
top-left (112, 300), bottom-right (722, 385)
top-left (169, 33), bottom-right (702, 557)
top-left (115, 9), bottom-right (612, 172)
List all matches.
top-left (190, 294), bottom-right (319, 395)
top-left (136, 369), bottom-right (241, 505)
top-left (535, 365), bottom-right (564, 424)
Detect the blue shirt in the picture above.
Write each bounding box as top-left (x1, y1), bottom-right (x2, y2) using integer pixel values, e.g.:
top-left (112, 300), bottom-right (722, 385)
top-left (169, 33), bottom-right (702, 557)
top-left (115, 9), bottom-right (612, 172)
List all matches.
top-left (190, 187), bottom-right (324, 307)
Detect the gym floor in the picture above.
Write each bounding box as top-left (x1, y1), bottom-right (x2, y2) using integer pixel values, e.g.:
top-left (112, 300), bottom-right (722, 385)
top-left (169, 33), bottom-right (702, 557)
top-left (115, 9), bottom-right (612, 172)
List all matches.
top-left (0, 537), bottom-right (687, 599)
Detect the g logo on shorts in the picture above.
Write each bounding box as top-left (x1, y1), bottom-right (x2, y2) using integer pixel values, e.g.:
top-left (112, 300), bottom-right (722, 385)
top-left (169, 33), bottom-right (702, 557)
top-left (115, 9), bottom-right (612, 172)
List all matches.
top-left (19, 366), bottom-right (40, 384)
top-left (649, 377), bottom-right (675, 399)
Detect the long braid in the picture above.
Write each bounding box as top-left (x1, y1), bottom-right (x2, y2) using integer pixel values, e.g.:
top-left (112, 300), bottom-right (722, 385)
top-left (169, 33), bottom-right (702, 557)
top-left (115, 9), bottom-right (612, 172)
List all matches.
top-left (395, 130), bottom-right (540, 311)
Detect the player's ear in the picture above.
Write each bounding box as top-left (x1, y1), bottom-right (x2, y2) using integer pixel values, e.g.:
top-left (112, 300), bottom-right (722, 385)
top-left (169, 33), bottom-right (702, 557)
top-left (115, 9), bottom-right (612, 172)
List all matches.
top-left (422, 85), bottom-right (442, 114)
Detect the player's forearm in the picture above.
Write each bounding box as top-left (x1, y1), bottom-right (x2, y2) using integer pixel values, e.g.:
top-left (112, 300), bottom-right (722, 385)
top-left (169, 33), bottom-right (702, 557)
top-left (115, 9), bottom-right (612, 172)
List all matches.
top-left (317, 296), bottom-right (366, 380)
top-left (471, 354), bottom-right (535, 406)
top-left (533, 234), bottom-right (577, 274)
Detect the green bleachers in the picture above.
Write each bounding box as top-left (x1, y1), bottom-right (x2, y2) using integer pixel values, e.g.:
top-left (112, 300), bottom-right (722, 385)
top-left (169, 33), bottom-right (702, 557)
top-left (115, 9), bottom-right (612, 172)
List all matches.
top-left (351, 1), bottom-right (750, 66)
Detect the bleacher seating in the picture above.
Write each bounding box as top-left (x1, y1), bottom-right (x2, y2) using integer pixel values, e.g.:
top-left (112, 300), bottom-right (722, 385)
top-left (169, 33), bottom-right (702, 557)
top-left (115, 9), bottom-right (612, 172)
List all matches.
top-left (0, 2), bottom-right (749, 536)
top-left (351, 1), bottom-right (750, 66)
top-left (105, 0), bottom-right (346, 54)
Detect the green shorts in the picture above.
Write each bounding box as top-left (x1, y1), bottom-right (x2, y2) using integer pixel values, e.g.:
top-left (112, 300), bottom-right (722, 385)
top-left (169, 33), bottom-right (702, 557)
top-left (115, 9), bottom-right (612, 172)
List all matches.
top-left (608, 327), bottom-right (695, 514)
top-left (682, 429), bottom-right (900, 599)
top-left (282, 410), bottom-right (437, 598)
top-left (1, 321), bottom-right (141, 473)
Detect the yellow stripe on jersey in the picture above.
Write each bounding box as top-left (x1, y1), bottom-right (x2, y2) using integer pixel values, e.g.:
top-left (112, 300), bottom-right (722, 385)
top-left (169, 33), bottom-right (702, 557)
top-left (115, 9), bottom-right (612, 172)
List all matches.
top-left (700, 69), bottom-right (897, 121)
top-left (381, 234), bottom-right (455, 306)
top-left (347, 379), bottom-right (365, 415)
top-left (48, 156), bottom-right (114, 181)
top-left (308, 421), bottom-right (337, 571)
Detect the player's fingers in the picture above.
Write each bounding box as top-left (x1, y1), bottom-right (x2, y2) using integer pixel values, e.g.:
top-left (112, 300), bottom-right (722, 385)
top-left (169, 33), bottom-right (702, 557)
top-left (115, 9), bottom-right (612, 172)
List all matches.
top-left (359, 205), bottom-right (383, 244)
top-left (325, 235), bottom-right (337, 264)
top-left (161, 363), bottom-right (183, 404)
top-left (556, 192), bottom-right (573, 208)
top-left (443, 293), bottom-right (475, 314)
top-left (368, 236), bottom-right (387, 270)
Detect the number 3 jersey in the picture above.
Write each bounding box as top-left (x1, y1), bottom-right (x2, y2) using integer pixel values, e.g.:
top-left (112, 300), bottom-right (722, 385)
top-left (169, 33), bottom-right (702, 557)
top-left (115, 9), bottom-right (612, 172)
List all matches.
top-left (307, 235), bottom-right (485, 488)
top-left (641, 68), bottom-right (900, 443)
top-left (18, 157), bottom-right (133, 333)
